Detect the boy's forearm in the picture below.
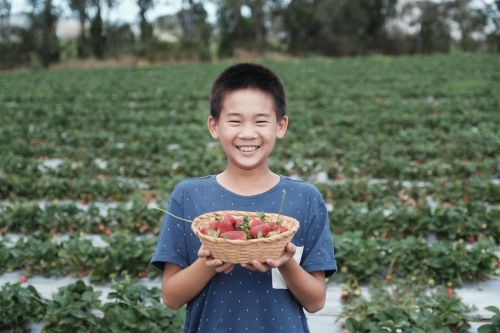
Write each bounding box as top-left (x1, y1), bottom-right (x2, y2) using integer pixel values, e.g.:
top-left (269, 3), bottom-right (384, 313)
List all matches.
top-left (162, 259), bottom-right (217, 310)
top-left (278, 259), bottom-right (326, 313)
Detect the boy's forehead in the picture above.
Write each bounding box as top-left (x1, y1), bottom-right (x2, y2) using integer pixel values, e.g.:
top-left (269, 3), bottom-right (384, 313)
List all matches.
top-left (221, 89), bottom-right (277, 115)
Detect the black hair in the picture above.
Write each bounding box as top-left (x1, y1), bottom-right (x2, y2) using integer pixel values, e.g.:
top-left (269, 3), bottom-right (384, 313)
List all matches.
top-left (210, 63), bottom-right (286, 121)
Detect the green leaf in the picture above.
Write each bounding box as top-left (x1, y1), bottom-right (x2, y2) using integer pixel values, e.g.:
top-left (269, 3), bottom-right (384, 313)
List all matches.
top-left (477, 324), bottom-right (496, 333)
top-left (137, 306), bottom-right (150, 318)
top-left (344, 318), bottom-right (360, 332)
top-left (70, 308), bottom-right (87, 319)
top-left (485, 306), bottom-right (500, 315)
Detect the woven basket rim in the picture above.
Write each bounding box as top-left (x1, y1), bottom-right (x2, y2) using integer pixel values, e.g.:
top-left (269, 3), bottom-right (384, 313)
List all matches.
top-left (191, 210), bottom-right (300, 243)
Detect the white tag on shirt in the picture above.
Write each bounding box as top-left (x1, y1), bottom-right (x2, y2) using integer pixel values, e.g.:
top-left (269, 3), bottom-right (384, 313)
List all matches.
top-left (271, 246), bottom-right (304, 289)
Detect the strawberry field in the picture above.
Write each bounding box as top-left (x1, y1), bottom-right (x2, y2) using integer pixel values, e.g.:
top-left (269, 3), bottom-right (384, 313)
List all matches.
top-left (1, 53), bottom-right (500, 333)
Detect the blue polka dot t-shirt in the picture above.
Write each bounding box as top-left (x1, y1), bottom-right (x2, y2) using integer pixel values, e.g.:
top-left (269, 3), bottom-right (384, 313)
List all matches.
top-left (151, 175), bottom-right (337, 333)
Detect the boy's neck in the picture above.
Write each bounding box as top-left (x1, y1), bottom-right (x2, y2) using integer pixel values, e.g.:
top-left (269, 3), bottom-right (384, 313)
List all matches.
top-left (216, 168), bottom-right (280, 196)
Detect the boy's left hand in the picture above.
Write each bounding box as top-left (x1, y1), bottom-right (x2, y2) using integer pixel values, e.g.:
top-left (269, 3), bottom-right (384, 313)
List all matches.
top-left (241, 242), bottom-right (296, 272)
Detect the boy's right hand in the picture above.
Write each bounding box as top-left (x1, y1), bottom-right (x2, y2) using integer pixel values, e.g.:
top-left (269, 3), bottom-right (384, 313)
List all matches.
top-left (198, 246), bottom-right (235, 274)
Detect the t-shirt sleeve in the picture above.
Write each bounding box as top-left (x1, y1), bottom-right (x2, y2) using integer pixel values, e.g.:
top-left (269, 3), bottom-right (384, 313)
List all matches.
top-left (150, 185), bottom-right (190, 271)
top-left (299, 191), bottom-right (337, 278)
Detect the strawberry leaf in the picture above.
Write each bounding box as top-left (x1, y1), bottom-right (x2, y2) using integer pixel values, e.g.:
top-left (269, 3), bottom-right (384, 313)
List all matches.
top-left (208, 229), bottom-right (220, 238)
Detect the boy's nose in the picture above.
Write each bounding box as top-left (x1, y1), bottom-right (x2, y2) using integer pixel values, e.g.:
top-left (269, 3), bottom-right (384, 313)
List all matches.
top-left (238, 124), bottom-right (258, 139)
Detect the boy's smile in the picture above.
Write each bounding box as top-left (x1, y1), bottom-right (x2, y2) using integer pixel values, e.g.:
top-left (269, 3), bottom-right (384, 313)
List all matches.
top-left (237, 146), bottom-right (258, 152)
top-left (208, 89), bottom-right (288, 174)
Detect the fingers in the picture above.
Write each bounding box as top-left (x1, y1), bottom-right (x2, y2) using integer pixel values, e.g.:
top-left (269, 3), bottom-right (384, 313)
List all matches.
top-left (198, 249), bottom-right (212, 259)
top-left (221, 264), bottom-right (235, 274)
top-left (242, 261), bottom-right (271, 272)
top-left (266, 258), bottom-right (280, 268)
top-left (213, 262), bottom-right (234, 274)
top-left (241, 263), bottom-right (256, 271)
top-left (286, 242), bottom-right (296, 253)
top-left (202, 255), bottom-right (234, 274)
top-left (263, 243), bottom-right (297, 268)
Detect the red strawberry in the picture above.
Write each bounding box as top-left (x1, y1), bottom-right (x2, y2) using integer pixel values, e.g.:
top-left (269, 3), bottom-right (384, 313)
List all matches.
top-left (250, 224), bottom-right (271, 239)
top-left (276, 225), bottom-right (288, 233)
top-left (19, 275), bottom-right (27, 283)
top-left (234, 218), bottom-right (243, 229)
top-left (0, 228), bottom-right (5, 236)
top-left (268, 222), bottom-right (277, 230)
top-left (340, 290), bottom-right (349, 301)
top-left (98, 225), bottom-right (105, 233)
top-left (139, 270), bottom-right (147, 278)
top-left (218, 219), bottom-right (235, 234)
top-left (220, 231), bottom-right (247, 240)
top-left (222, 214), bottom-right (238, 226)
top-left (446, 288), bottom-right (454, 297)
top-left (469, 236), bottom-right (476, 243)
top-left (209, 222), bottom-right (220, 230)
top-left (248, 218), bottom-right (264, 229)
top-left (200, 228), bottom-right (211, 235)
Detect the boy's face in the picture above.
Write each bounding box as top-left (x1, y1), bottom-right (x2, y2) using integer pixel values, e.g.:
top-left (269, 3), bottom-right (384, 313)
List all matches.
top-left (207, 89), bottom-right (288, 173)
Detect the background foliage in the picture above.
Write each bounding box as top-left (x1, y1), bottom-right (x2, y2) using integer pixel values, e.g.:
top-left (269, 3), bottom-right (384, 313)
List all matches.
top-left (1, 0), bottom-right (500, 69)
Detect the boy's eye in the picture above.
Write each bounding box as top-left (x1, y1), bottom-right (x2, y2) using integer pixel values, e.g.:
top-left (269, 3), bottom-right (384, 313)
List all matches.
top-left (229, 120), bottom-right (240, 123)
top-left (256, 121), bottom-right (268, 124)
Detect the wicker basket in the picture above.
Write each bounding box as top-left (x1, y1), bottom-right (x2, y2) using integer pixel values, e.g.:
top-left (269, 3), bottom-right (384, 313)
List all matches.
top-left (191, 210), bottom-right (300, 264)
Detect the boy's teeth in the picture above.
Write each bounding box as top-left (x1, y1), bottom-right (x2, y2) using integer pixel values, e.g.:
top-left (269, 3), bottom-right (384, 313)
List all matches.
top-left (239, 146), bottom-right (257, 152)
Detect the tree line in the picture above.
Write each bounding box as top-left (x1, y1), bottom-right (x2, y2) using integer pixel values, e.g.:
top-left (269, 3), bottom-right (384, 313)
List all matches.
top-left (0, 0), bottom-right (499, 69)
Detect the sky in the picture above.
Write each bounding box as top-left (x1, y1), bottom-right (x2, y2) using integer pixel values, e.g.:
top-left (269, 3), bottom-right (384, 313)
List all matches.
top-left (11, 0), bottom-right (218, 24)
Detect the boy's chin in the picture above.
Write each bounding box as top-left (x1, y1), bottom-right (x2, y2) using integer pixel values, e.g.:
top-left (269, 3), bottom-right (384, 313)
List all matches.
top-left (228, 159), bottom-right (268, 171)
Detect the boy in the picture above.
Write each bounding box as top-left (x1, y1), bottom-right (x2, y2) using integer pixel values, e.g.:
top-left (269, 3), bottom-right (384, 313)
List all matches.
top-left (151, 63), bottom-right (337, 332)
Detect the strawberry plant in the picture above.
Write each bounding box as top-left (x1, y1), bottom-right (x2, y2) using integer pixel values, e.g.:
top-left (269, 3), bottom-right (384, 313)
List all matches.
top-left (333, 232), bottom-right (499, 285)
top-left (42, 280), bottom-right (103, 333)
top-left (89, 233), bottom-right (159, 284)
top-left (0, 282), bottom-right (47, 333)
top-left (0, 238), bottom-right (10, 274)
top-left (339, 278), bottom-right (478, 333)
top-left (333, 231), bottom-right (391, 283)
top-left (8, 233), bottom-right (62, 277)
top-left (57, 235), bottom-right (98, 278)
top-left (478, 306), bottom-right (500, 333)
top-left (100, 281), bottom-right (185, 332)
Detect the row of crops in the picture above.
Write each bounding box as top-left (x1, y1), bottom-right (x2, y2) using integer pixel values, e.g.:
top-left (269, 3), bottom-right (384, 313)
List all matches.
top-left (1, 53), bottom-right (500, 332)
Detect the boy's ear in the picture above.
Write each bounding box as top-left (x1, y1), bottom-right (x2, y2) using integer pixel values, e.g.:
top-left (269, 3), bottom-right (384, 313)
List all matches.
top-left (276, 115), bottom-right (288, 139)
top-left (207, 116), bottom-right (219, 140)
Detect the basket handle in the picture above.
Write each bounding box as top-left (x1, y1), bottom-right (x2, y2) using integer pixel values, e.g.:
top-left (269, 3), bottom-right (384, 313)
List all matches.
top-left (152, 207), bottom-right (194, 223)
top-left (277, 189), bottom-right (286, 223)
